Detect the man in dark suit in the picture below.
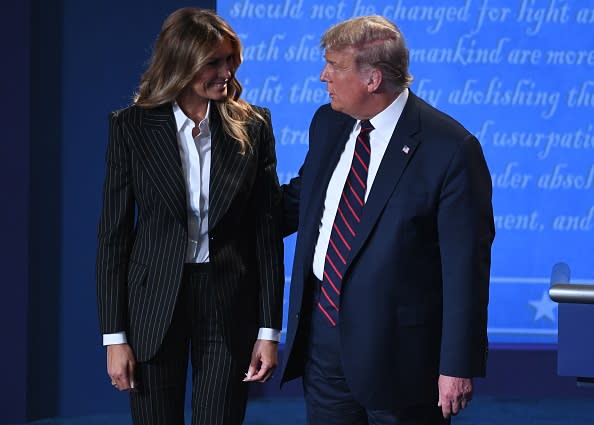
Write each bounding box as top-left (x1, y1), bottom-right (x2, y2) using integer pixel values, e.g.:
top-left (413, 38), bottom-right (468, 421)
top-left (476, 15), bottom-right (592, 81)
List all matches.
top-left (96, 8), bottom-right (284, 425)
top-left (280, 15), bottom-right (494, 425)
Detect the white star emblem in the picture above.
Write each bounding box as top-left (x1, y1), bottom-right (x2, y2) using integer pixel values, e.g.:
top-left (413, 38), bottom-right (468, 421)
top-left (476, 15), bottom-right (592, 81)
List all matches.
top-left (528, 290), bottom-right (558, 321)
top-left (402, 145), bottom-right (410, 154)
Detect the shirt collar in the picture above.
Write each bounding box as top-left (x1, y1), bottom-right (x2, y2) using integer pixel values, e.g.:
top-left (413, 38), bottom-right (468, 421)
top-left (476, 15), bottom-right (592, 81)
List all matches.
top-left (366, 88), bottom-right (409, 141)
top-left (172, 100), bottom-right (211, 133)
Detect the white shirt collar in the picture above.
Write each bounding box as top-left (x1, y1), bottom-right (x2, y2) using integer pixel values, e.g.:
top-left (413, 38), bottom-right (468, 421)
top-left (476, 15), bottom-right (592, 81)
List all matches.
top-left (367, 88), bottom-right (409, 141)
top-left (172, 100), bottom-right (211, 134)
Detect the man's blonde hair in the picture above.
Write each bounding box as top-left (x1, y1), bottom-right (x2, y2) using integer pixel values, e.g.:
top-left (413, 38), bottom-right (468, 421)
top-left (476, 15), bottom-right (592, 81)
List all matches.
top-left (322, 15), bottom-right (413, 93)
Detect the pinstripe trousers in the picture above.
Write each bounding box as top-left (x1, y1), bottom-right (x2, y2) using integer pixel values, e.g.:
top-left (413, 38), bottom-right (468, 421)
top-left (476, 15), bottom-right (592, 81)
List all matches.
top-left (129, 263), bottom-right (249, 425)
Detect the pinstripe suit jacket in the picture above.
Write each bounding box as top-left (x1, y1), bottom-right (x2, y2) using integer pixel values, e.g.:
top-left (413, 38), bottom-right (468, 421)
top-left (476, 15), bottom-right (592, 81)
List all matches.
top-left (96, 102), bottom-right (284, 362)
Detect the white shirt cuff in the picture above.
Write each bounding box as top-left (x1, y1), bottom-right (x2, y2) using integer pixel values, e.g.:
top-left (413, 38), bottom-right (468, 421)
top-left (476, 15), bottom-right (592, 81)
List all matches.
top-left (103, 329), bottom-right (278, 345)
top-left (103, 331), bottom-right (127, 346)
top-left (258, 328), bottom-right (281, 342)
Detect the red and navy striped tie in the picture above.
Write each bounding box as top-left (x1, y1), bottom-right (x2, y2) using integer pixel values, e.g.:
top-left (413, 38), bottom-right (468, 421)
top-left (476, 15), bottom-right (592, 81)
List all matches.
top-left (318, 120), bottom-right (374, 327)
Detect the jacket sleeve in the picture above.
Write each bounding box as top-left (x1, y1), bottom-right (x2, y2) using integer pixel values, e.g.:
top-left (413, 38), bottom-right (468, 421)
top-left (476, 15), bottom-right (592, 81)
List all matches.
top-left (253, 108), bottom-right (285, 330)
top-left (96, 111), bottom-right (135, 335)
top-left (438, 134), bottom-right (494, 377)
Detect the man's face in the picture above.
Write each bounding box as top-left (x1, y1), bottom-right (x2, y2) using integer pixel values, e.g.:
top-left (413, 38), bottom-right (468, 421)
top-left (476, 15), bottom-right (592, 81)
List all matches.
top-left (320, 47), bottom-right (369, 118)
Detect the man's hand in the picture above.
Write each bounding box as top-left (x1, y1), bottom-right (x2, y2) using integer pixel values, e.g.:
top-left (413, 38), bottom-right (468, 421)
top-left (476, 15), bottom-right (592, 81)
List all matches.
top-left (107, 343), bottom-right (136, 391)
top-left (437, 375), bottom-right (473, 418)
top-left (243, 339), bottom-right (278, 383)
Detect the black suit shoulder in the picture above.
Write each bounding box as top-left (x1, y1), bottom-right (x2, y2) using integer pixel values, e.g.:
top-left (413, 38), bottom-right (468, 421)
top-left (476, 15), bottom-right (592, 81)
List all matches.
top-left (309, 103), bottom-right (354, 146)
top-left (247, 104), bottom-right (273, 133)
top-left (109, 103), bottom-right (140, 122)
top-left (109, 103), bottom-right (173, 129)
top-left (250, 104), bottom-right (270, 117)
top-left (410, 92), bottom-right (475, 143)
top-left (244, 104), bottom-right (275, 152)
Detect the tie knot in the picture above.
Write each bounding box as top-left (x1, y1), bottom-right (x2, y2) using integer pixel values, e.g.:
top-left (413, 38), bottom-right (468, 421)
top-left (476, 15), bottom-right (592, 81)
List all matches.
top-left (360, 120), bottom-right (374, 132)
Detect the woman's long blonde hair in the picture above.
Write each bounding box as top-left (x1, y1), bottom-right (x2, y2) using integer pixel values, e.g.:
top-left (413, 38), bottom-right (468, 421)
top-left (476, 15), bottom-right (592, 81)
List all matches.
top-left (135, 7), bottom-right (261, 153)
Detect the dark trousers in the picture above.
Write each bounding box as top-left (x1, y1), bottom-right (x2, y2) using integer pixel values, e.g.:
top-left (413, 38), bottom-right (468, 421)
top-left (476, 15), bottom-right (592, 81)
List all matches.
top-left (303, 276), bottom-right (449, 425)
top-left (129, 264), bottom-right (248, 425)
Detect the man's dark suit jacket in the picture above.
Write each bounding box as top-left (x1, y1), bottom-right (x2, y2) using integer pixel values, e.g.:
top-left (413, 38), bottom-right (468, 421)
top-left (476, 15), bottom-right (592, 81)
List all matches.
top-left (280, 92), bottom-right (495, 410)
top-left (96, 102), bottom-right (284, 363)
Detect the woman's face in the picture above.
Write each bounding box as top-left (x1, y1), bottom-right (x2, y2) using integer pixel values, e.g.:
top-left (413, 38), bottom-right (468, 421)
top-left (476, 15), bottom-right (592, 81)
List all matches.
top-left (185, 38), bottom-right (235, 103)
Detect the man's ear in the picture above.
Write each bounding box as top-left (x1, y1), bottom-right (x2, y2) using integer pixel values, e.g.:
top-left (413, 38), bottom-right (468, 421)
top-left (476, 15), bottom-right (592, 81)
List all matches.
top-left (367, 68), bottom-right (383, 93)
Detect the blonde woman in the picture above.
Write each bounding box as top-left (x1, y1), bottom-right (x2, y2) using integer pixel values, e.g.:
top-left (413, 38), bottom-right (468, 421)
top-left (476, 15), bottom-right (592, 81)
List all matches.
top-left (96, 8), bottom-right (284, 424)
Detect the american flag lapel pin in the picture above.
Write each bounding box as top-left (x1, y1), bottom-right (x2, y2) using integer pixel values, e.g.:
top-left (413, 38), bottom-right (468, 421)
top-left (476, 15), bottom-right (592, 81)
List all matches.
top-left (402, 145), bottom-right (410, 154)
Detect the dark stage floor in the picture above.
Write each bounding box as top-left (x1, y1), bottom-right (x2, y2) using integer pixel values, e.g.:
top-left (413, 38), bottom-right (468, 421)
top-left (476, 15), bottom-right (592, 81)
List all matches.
top-left (10, 396), bottom-right (594, 425)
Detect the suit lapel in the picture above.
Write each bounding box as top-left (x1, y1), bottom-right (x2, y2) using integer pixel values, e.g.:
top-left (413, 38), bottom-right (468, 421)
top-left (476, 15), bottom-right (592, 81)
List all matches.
top-left (299, 113), bottom-right (354, 277)
top-left (347, 94), bottom-right (422, 269)
top-left (208, 104), bottom-right (251, 231)
top-left (131, 104), bottom-right (187, 226)
top-left (304, 114), bottom-right (355, 220)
